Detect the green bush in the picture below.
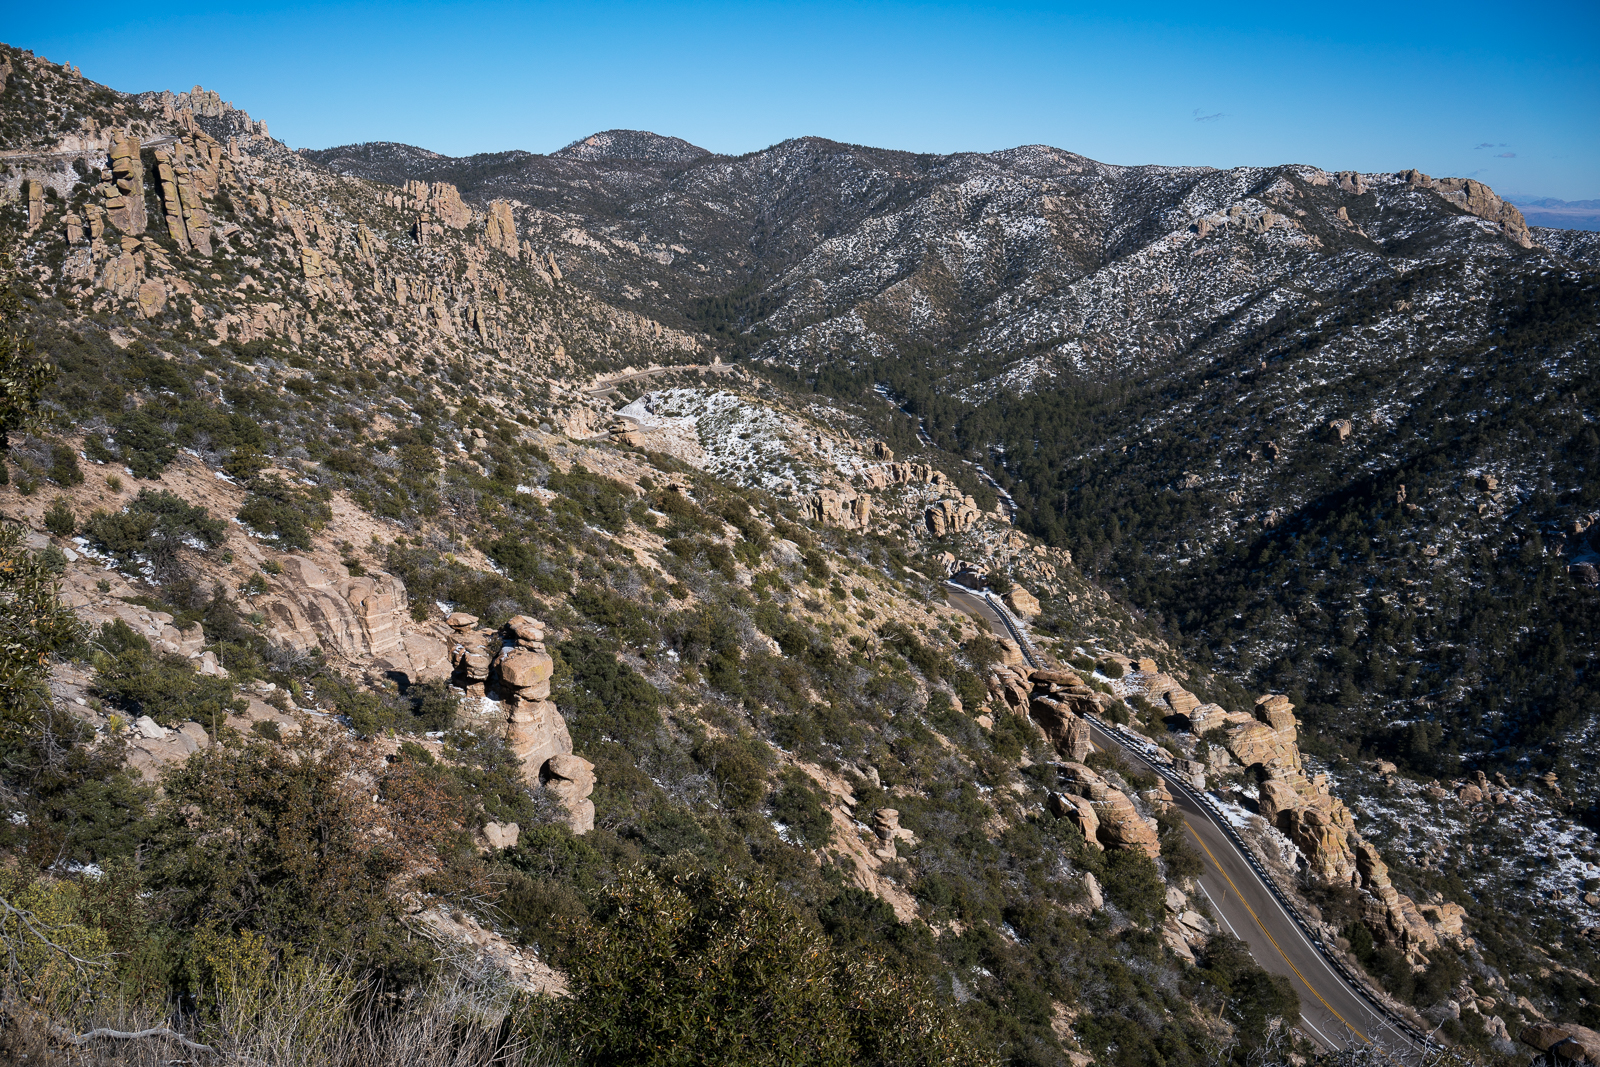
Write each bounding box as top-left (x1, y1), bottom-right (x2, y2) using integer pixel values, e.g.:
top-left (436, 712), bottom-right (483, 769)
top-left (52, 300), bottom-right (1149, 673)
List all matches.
top-left (46, 439), bottom-right (84, 486)
top-left (83, 489), bottom-right (227, 579)
top-left (693, 735), bottom-right (772, 809)
top-left (94, 620), bottom-right (243, 732)
top-left (0, 523), bottom-right (85, 740)
top-left (237, 475), bottom-right (331, 551)
top-left (43, 495), bottom-right (75, 537)
top-left (113, 408), bottom-right (178, 478)
top-left (1193, 934), bottom-right (1300, 1051)
top-left (544, 864), bottom-right (992, 1067)
top-left (554, 634), bottom-right (662, 747)
top-left (769, 769), bottom-right (833, 848)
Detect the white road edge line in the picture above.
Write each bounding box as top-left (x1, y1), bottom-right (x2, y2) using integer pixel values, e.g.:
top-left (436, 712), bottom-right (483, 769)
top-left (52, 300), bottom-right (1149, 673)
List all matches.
top-left (1301, 1016), bottom-right (1338, 1050)
top-left (1195, 882), bottom-right (1241, 939)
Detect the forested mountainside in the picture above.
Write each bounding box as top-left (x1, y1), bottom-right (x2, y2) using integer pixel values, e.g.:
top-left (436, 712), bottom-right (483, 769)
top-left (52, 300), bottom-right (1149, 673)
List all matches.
top-left (316, 113), bottom-right (1600, 811)
top-left (2, 41), bottom-right (1599, 1067)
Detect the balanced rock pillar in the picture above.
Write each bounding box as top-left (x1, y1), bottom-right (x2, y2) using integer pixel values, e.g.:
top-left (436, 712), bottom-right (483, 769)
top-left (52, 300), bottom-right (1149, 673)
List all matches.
top-left (491, 615), bottom-right (594, 835)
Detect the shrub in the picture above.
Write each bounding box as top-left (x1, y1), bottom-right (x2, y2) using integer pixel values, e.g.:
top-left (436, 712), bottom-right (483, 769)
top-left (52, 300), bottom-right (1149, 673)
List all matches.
top-left (113, 408), bottom-right (178, 478)
top-left (43, 495), bottom-right (75, 537)
top-left (83, 489), bottom-right (227, 579)
top-left (694, 735), bottom-right (771, 809)
top-left (769, 769), bottom-right (833, 848)
top-left (545, 865), bottom-right (992, 1067)
top-left (94, 621), bottom-right (244, 731)
top-left (46, 439), bottom-right (84, 486)
top-left (554, 634), bottom-right (662, 747)
top-left (237, 475), bottom-right (331, 551)
top-left (151, 725), bottom-right (428, 971)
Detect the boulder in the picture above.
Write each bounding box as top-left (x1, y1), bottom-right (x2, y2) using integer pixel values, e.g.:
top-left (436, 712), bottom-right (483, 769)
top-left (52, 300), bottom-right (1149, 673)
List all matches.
top-left (482, 821), bottom-right (520, 850)
top-left (1030, 695), bottom-right (1092, 761)
top-left (1003, 585), bottom-right (1041, 618)
top-left (505, 696), bottom-right (572, 773)
top-left (1521, 1023), bottom-right (1600, 1063)
top-left (1049, 791), bottom-right (1101, 850)
top-left (504, 615), bottom-right (545, 644)
top-left (497, 647), bottom-right (553, 692)
top-left (1057, 762), bottom-right (1160, 858)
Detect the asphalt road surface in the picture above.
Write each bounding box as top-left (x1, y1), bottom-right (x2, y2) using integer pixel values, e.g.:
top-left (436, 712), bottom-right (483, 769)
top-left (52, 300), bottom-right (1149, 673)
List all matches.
top-left (945, 585), bottom-right (1428, 1061)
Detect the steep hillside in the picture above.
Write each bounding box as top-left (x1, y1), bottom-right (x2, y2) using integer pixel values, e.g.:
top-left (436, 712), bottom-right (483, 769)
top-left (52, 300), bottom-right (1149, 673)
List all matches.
top-left (3, 41), bottom-right (1599, 1067)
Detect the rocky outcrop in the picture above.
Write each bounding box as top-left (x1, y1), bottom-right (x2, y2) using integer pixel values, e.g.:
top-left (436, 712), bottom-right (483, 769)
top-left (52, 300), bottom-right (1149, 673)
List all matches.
top-left (925, 497), bottom-right (980, 537)
top-left (446, 612), bottom-right (495, 693)
top-left (1056, 761), bottom-right (1160, 858)
top-left (1028, 668), bottom-right (1096, 761)
top-left (1224, 695), bottom-right (1360, 885)
top-left (485, 200), bottom-right (518, 255)
top-left (152, 139), bottom-right (215, 255)
top-left (24, 179), bottom-right (44, 233)
top-left (806, 488), bottom-right (871, 529)
top-left (1400, 170), bottom-right (1533, 249)
top-left (871, 807), bottom-right (917, 859)
top-left (105, 135), bottom-right (147, 234)
top-left (482, 820), bottom-right (520, 850)
top-left (1004, 585), bottom-right (1040, 618)
top-left (1139, 672), bottom-right (1205, 723)
top-left (542, 753), bottom-right (596, 835)
top-left (259, 556), bottom-right (420, 671)
top-left (1225, 694), bottom-right (1303, 778)
top-left (1521, 1023), bottom-right (1600, 1063)
top-left (1354, 839), bottom-right (1439, 956)
top-left (492, 614), bottom-right (573, 775)
top-left (453, 612), bottom-right (594, 835)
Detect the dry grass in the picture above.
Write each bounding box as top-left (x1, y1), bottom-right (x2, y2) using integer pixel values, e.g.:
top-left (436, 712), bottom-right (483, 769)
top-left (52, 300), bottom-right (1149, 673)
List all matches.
top-left (1, 952), bottom-right (571, 1067)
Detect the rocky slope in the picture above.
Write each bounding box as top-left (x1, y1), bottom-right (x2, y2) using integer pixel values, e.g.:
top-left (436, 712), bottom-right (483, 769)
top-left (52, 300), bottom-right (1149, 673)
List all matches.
top-left (3, 40), bottom-right (1598, 1064)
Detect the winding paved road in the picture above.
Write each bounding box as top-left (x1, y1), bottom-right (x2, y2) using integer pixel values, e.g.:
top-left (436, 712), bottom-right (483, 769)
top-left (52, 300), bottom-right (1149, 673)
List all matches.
top-left (945, 585), bottom-right (1431, 1062)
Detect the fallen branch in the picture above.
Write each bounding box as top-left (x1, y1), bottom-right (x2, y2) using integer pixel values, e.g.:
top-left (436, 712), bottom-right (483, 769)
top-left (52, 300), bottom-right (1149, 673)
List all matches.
top-left (58, 1025), bottom-right (216, 1054)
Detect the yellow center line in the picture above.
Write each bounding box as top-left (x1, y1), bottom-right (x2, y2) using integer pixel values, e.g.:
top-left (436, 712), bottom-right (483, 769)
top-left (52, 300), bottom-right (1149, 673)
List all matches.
top-left (1185, 820), bottom-right (1372, 1047)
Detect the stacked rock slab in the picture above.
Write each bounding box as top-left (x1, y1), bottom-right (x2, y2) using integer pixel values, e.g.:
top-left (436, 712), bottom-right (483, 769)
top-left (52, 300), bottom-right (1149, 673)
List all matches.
top-left (1225, 694), bottom-right (1359, 885)
top-left (1027, 667), bottom-right (1095, 761)
top-left (1054, 761), bottom-right (1160, 857)
top-left (542, 753), bottom-right (596, 835)
top-left (482, 614), bottom-right (594, 835)
top-left (1355, 840), bottom-right (1439, 955)
top-left (105, 135), bottom-right (147, 233)
top-left (871, 808), bottom-right (918, 860)
top-left (447, 612), bottom-right (495, 694)
top-left (493, 615), bottom-right (572, 773)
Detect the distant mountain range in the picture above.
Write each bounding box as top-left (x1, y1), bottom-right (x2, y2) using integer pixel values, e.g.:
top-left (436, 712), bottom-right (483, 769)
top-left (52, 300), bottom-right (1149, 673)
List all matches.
top-left (1506, 195), bottom-right (1600, 231)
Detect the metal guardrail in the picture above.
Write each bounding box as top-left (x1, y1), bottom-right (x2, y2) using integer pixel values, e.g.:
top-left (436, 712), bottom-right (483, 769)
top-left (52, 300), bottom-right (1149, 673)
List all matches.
top-left (1084, 714), bottom-right (1433, 1052)
top-left (960, 584), bottom-right (1433, 1053)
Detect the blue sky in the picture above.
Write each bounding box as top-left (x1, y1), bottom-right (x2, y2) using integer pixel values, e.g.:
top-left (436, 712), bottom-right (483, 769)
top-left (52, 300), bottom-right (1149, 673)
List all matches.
top-left (8, 1), bottom-right (1599, 199)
